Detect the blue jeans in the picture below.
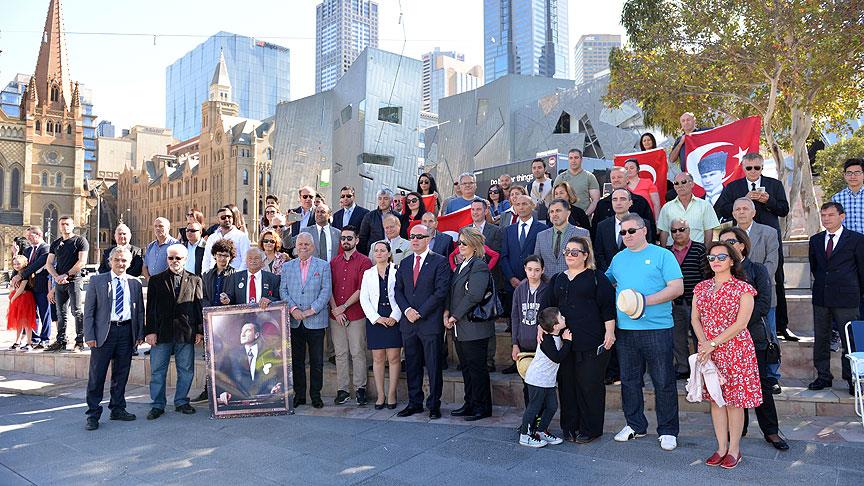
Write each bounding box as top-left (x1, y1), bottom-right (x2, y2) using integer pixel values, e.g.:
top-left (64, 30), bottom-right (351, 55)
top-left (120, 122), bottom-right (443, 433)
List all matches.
top-left (765, 307), bottom-right (781, 381)
top-left (617, 328), bottom-right (680, 436)
top-left (31, 290), bottom-right (52, 343)
top-left (149, 342), bottom-right (195, 410)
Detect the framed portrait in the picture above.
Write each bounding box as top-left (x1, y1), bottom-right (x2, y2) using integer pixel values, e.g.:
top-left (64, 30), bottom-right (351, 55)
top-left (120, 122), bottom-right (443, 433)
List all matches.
top-left (203, 302), bottom-right (293, 418)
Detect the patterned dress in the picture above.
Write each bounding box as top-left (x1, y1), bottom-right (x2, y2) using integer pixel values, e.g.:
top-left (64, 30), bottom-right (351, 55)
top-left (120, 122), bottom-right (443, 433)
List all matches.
top-left (693, 277), bottom-right (763, 408)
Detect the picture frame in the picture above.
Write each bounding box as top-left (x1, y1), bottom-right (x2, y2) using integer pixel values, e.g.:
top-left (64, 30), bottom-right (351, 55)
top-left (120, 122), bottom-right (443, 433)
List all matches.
top-left (203, 302), bottom-right (293, 419)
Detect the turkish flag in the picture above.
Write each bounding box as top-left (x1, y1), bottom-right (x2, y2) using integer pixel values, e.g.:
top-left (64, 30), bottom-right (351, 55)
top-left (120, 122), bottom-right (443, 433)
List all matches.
top-left (683, 116), bottom-right (761, 203)
top-left (614, 148), bottom-right (669, 205)
top-left (407, 205), bottom-right (472, 237)
top-left (421, 194), bottom-right (437, 211)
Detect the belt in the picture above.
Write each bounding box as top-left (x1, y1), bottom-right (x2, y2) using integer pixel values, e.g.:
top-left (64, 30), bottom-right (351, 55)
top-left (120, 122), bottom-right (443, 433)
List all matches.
top-left (110, 320), bottom-right (131, 326)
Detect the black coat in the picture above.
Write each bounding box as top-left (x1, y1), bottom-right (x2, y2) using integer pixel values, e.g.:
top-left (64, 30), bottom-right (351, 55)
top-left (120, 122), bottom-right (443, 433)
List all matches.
top-left (446, 258), bottom-right (495, 342)
top-left (591, 192), bottom-right (656, 241)
top-left (741, 258), bottom-right (772, 350)
top-left (19, 243), bottom-right (50, 293)
top-left (332, 205), bottom-right (370, 231)
top-left (594, 217), bottom-right (623, 274)
top-left (714, 176), bottom-right (789, 231)
top-left (809, 229), bottom-right (864, 308)
top-left (144, 270), bottom-right (204, 344)
top-left (202, 265), bottom-right (236, 305)
top-left (98, 245), bottom-right (144, 277)
top-left (358, 209), bottom-right (401, 255)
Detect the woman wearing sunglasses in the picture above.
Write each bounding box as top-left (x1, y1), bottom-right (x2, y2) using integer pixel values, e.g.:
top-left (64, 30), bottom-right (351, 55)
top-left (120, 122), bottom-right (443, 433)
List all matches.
top-left (540, 236), bottom-right (616, 443)
top-left (260, 204), bottom-right (280, 233)
top-left (487, 184), bottom-right (510, 224)
top-left (258, 229), bottom-right (290, 276)
top-left (398, 191), bottom-right (427, 239)
top-left (416, 173), bottom-right (441, 213)
top-left (691, 241), bottom-right (762, 469)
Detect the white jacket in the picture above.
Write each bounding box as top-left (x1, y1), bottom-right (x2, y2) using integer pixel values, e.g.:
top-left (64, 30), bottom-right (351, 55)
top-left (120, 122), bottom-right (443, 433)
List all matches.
top-left (685, 354), bottom-right (726, 407)
top-left (359, 264), bottom-right (402, 323)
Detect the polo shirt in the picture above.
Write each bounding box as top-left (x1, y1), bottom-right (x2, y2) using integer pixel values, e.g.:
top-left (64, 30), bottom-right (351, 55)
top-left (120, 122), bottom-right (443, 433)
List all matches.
top-left (143, 236), bottom-right (180, 275)
top-left (553, 169), bottom-right (599, 212)
top-left (657, 196), bottom-right (720, 245)
top-left (330, 251), bottom-right (373, 320)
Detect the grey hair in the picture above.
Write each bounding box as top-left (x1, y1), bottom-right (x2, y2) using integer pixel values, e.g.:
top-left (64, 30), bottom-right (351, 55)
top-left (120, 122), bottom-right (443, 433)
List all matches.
top-left (620, 212), bottom-right (645, 228)
top-left (458, 172), bottom-right (476, 183)
top-left (246, 247), bottom-right (266, 260)
top-left (154, 217), bottom-right (170, 228)
top-left (734, 197), bottom-right (756, 210)
top-left (295, 232), bottom-right (315, 247)
top-left (166, 243), bottom-right (188, 258)
top-left (115, 223), bottom-right (131, 234)
top-left (742, 152), bottom-right (763, 162)
top-left (109, 246), bottom-right (132, 260)
top-left (611, 188), bottom-right (632, 200)
top-left (376, 187), bottom-right (394, 199)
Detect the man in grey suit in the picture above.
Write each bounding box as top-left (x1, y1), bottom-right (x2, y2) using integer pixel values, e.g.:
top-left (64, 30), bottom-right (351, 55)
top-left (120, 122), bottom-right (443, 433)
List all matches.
top-left (279, 232), bottom-right (332, 409)
top-left (534, 199), bottom-right (590, 277)
top-left (301, 203), bottom-right (341, 262)
top-left (83, 246), bottom-right (145, 430)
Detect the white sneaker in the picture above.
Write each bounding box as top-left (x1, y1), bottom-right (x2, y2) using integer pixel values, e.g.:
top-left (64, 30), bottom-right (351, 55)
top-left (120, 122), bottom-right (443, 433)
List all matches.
top-left (614, 425), bottom-right (646, 442)
top-left (659, 435), bottom-right (677, 451)
top-left (536, 430), bottom-right (563, 445)
top-left (519, 433), bottom-right (547, 448)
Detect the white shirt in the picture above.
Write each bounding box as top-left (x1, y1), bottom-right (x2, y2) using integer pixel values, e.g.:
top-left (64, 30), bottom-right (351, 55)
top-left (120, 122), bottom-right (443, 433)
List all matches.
top-left (184, 241), bottom-right (201, 273)
top-left (342, 204), bottom-right (356, 227)
top-left (246, 269), bottom-right (263, 303)
top-left (316, 224), bottom-right (333, 255)
top-left (518, 217), bottom-right (534, 238)
top-left (300, 208), bottom-right (312, 228)
top-left (826, 226), bottom-right (843, 251)
top-left (473, 222), bottom-right (486, 234)
top-left (244, 343), bottom-right (259, 380)
top-left (412, 248), bottom-right (431, 272)
top-left (202, 226), bottom-right (250, 272)
top-left (614, 215), bottom-right (624, 240)
top-left (530, 178), bottom-right (552, 202)
top-left (746, 176), bottom-right (763, 191)
top-left (109, 272), bottom-right (132, 322)
top-left (458, 256), bottom-right (473, 274)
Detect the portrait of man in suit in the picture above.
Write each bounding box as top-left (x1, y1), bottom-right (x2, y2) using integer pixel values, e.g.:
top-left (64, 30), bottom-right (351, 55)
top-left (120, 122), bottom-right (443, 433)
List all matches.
top-left (216, 322), bottom-right (283, 406)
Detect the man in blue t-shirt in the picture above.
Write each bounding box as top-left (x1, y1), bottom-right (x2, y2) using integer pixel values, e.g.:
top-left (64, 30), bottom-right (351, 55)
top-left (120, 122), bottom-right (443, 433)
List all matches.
top-left (444, 172), bottom-right (479, 214)
top-left (605, 213), bottom-right (684, 451)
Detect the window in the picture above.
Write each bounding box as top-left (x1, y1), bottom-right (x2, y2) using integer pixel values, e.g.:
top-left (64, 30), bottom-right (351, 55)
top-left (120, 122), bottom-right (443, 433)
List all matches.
top-left (66, 124), bottom-right (72, 134)
top-left (43, 204), bottom-right (58, 239)
top-left (50, 85), bottom-right (59, 102)
top-left (35, 120), bottom-right (41, 132)
top-left (266, 147), bottom-right (272, 160)
top-left (242, 198), bottom-right (248, 215)
top-left (46, 121), bottom-right (53, 133)
top-left (55, 172), bottom-right (62, 187)
top-left (0, 169), bottom-right (4, 208)
top-left (476, 99), bottom-right (489, 125)
top-left (554, 111), bottom-right (571, 134)
top-left (10, 168), bottom-right (20, 208)
top-left (243, 169), bottom-right (249, 185)
top-left (41, 171), bottom-right (48, 187)
top-left (341, 104), bottom-right (353, 123)
top-left (267, 171), bottom-right (271, 188)
top-left (259, 171), bottom-right (263, 186)
top-left (377, 106), bottom-right (402, 124)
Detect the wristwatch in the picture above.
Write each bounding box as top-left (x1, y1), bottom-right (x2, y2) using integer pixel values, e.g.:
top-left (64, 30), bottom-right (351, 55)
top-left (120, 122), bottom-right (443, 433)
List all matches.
top-left (709, 341), bottom-right (717, 348)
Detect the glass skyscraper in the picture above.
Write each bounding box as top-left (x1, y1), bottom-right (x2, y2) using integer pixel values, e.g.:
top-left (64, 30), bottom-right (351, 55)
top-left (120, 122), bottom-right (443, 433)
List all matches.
top-left (483, 0), bottom-right (569, 84)
top-left (316, 0), bottom-right (379, 93)
top-left (165, 31), bottom-right (290, 141)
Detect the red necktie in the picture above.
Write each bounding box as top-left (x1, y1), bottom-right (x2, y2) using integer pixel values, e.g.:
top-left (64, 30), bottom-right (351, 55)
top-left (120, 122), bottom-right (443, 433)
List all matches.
top-left (248, 274), bottom-right (256, 303)
top-left (826, 234), bottom-right (835, 259)
top-left (511, 212), bottom-right (518, 225)
top-left (413, 255), bottom-right (421, 286)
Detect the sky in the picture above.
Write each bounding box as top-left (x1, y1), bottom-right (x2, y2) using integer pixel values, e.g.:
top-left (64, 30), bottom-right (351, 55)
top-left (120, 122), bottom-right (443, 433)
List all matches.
top-left (0, 0), bottom-right (626, 131)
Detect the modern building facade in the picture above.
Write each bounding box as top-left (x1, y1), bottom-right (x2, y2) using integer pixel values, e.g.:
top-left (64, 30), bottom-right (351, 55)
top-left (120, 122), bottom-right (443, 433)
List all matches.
top-left (315, 0), bottom-right (379, 93)
top-left (272, 47), bottom-right (422, 209)
top-left (573, 34), bottom-right (621, 85)
top-left (483, 0), bottom-right (569, 84)
top-left (421, 48), bottom-right (483, 113)
top-left (165, 31), bottom-right (290, 141)
top-left (96, 120), bottom-right (115, 138)
top-left (0, 74), bottom-right (32, 119)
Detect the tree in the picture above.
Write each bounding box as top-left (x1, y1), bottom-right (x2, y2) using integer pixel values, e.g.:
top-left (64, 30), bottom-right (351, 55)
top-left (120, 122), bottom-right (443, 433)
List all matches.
top-left (607, 0), bottom-right (864, 236)
top-left (814, 127), bottom-right (864, 199)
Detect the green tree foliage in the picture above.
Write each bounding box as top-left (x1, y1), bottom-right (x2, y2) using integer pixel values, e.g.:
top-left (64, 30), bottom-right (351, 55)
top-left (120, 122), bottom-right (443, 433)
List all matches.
top-left (815, 128), bottom-right (864, 199)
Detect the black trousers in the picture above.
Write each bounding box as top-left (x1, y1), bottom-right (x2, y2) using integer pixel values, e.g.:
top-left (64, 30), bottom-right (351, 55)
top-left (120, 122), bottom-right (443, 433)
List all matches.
top-left (55, 280), bottom-right (84, 345)
top-left (521, 385), bottom-right (557, 434)
top-left (558, 349), bottom-right (611, 438)
top-left (291, 325), bottom-right (325, 401)
top-left (813, 305), bottom-right (855, 382)
top-left (774, 244), bottom-right (789, 334)
top-left (455, 337), bottom-right (492, 414)
top-left (404, 332), bottom-right (443, 410)
top-left (85, 322), bottom-right (134, 419)
top-left (744, 348), bottom-right (780, 436)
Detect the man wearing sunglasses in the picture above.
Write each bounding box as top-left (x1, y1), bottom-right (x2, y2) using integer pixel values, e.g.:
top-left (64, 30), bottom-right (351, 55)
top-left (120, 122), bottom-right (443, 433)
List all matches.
top-left (202, 206), bottom-right (251, 273)
top-left (332, 185), bottom-right (369, 232)
top-left (290, 186), bottom-right (317, 237)
top-left (657, 172), bottom-right (720, 246)
top-left (183, 223), bottom-right (206, 276)
top-left (667, 219), bottom-right (706, 380)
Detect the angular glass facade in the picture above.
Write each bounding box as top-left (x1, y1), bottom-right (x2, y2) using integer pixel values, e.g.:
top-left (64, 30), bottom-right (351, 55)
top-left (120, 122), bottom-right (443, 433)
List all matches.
top-left (165, 32), bottom-right (290, 141)
top-left (316, 0), bottom-right (379, 93)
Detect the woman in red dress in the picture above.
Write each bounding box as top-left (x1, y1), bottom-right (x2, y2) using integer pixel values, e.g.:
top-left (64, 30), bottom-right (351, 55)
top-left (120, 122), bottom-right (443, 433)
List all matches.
top-left (623, 159), bottom-right (661, 220)
top-left (7, 255), bottom-right (37, 351)
top-left (692, 241), bottom-right (762, 469)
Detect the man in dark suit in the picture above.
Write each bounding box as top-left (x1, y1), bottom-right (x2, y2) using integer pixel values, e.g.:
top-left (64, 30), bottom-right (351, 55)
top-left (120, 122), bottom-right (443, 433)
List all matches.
top-left (98, 224), bottom-right (144, 277)
top-left (394, 224), bottom-right (451, 419)
top-left (216, 322), bottom-right (282, 405)
top-left (807, 202), bottom-right (864, 396)
top-left (595, 189), bottom-right (632, 273)
top-left (592, 167), bottom-right (656, 242)
top-left (289, 185), bottom-right (317, 237)
top-left (501, 195), bottom-right (548, 298)
top-left (359, 188), bottom-right (401, 255)
top-left (144, 244), bottom-right (204, 420)
top-left (182, 222), bottom-right (206, 276)
top-left (715, 153), bottom-right (793, 340)
top-left (332, 185), bottom-right (370, 231)
top-left (421, 212), bottom-right (455, 256)
top-left (14, 226), bottom-right (52, 348)
top-left (219, 248), bottom-right (281, 306)
top-left (82, 246), bottom-right (145, 430)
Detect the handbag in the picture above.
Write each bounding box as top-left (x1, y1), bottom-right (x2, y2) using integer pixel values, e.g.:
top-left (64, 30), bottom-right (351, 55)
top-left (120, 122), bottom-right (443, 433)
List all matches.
top-left (468, 272), bottom-right (504, 322)
top-left (761, 317), bottom-right (781, 364)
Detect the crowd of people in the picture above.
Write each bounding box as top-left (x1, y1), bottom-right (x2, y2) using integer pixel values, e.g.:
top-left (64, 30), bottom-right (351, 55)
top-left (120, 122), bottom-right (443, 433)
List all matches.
top-left (6, 111), bottom-right (864, 469)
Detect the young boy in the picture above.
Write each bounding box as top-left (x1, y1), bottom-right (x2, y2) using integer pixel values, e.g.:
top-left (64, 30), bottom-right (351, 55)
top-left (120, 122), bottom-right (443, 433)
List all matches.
top-left (519, 307), bottom-right (572, 447)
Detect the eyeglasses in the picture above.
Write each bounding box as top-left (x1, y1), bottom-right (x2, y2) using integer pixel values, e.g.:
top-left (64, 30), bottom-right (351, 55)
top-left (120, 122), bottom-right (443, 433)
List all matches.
top-left (271, 225), bottom-right (284, 229)
top-left (563, 248), bottom-right (588, 256)
top-left (215, 253), bottom-right (230, 259)
top-left (670, 227), bottom-right (689, 234)
top-left (460, 181), bottom-right (476, 186)
top-left (408, 234), bottom-right (428, 240)
top-left (706, 254), bottom-right (730, 262)
top-left (845, 170), bottom-right (864, 176)
top-left (340, 236), bottom-right (355, 241)
top-left (187, 228), bottom-right (200, 233)
top-left (744, 166), bottom-right (762, 171)
top-left (489, 189), bottom-right (500, 194)
top-left (300, 194), bottom-right (314, 199)
top-left (722, 238), bottom-right (739, 245)
top-left (618, 228), bottom-right (642, 236)
top-left (219, 215), bottom-right (233, 220)
top-left (262, 239), bottom-right (276, 244)
top-left (186, 212), bottom-right (194, 217)
top-left (167, 256), bottom-right (184, 261)
top-left (456, 240), bottom-right (469, 246)
top-left (672, 180), bottom-right (691, 186)
top-left (340, 194), bottom-right (353, 198)
top-left (407, 198), bottom-right (419, 204)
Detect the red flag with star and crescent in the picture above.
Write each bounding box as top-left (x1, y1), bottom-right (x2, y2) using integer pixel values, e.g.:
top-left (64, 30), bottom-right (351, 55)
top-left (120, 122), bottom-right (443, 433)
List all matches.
top-left (614, 148), bottom-right (669, 205)
top-left (683, 116), bottom-right (761, 203)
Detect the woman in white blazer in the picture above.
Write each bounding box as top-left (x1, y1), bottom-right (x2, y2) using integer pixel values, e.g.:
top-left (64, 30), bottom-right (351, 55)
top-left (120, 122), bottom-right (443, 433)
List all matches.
top-left (360, 240), bottom-right (403, 409)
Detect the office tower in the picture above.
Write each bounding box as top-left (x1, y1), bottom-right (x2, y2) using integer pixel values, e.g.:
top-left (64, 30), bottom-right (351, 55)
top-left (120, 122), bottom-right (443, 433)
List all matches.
top-left (315, 0), bottom-right (379, 93)
top-left (421, 48), bottom-right (483, 113)
top-left (573, 34), bottom-right (621, 85)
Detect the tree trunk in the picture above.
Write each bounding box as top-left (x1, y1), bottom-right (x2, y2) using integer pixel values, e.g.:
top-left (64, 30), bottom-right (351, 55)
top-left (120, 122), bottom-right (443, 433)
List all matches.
top-left (788, 106), bottom-right (819, 236)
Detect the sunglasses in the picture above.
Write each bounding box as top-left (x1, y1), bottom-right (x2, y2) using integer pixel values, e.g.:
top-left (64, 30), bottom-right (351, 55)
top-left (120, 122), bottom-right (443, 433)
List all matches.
top-left (672, 180), bottom-right (690, 186)
top-left (219, 215), bottom-right (233, 220)
top-left (262, 239), bottom-right (276, 244)
top-left (167, 256), bottom-right (184, 261)
top-left (340, 194), bottom-right (353, 198)
top-left (419, 179), bottom-right (430, 184)
top-left (408, 234), bottom-right (428, 240)
top-left (407, 198), bottom-right (419, 204)
top-left (670, 227), bottom-right (688, 234)
top-left (489, 189), bottom-right (500, 194)
top-left (186, 212), bottom-right (194, 217)
top-left (706, 254), bottom-right (730, 262)
top-left (187, 228), bottom-right (200, 233)
top-left (722, 238), bottom-right (739, 245)
top-left (301, 194), bottom-right (313, 199)
top-left (340, 236), bottom-right (355, 241)
top-left (618, 228), bottom-right (642, 236)
top-left (271, 225), bottom-right (284, 229)
top-left (456, 240), bottom-right (469, 246)
top-left (563, 248), bottom-right (588, 256)
top-left (744, 166), bottom-right (762, 171)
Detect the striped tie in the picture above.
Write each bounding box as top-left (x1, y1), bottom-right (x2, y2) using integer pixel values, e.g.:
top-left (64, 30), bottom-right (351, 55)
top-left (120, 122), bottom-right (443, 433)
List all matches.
top-left (114, 277), bottom-right (124, 317)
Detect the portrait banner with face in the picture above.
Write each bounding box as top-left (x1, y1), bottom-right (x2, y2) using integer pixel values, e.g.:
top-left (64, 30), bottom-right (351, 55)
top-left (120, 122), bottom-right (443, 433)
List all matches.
top-left (684, 116), bottom-right (761, 204)
top-left (614, 148), bottom-right (669, 205)
top-left (204, 302), bottom-right (292, 419)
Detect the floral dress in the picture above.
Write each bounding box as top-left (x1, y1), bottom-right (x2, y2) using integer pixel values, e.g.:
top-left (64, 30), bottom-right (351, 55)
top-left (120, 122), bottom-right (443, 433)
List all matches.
top-left (693, 277), bottom-right (763, 409)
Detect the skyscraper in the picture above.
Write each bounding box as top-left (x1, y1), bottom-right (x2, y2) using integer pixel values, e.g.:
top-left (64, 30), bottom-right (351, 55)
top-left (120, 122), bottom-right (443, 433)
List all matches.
top-left (483, 0), bottom-right (569, 84)
top-left (165, 31), bottom-right (290, 141)
top-left (315, 0), bottom-right (379, 93)
top-left (573, 34), bottom-right (621, 85)
top-left (421, 48), bottom-right (483, 113)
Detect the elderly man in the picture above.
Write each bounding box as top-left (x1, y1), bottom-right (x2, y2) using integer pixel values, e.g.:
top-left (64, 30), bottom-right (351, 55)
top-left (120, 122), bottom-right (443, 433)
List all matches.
top-left (669, 112), bottom-right (701, 170)
top-left (98, 224), bottom-right (144, 277)
top-left (144, 244), bottom-right (204, 420)
top-left (15, 226), bottom-right (52, 348)
top-left (202, 206), bottom-right (251, 272)
top-left (445, 173), bottom-right (479, 214)
top-left (280, 232), bottom-right (332, 409)
top-left (667, 218), bottom-right (706, 379)
top-left (301, 203), bottom-right (340, 262)
top-left (371, 214), bottom-right (410, 266)
top-left (219, 248), bottom-right (280, 306)
top-left (534, 199), bottom-right (589, 277)
top-left (142, 217), bottom-right (179, 279)
top-left (83, 246), bottom-right (145, 430)
top-left (359, 188), bottom-right (401, 255)
top-left (657, 172), bottom-right (720, 246)
top-left (290, 185), bottom-right (317, 236)
top-left (45, 216), bottom-right (89, 352)
top-left (553, 148), bottom-right (601, 216)
top-left (422, 212), bottom-right (454, 256)
top-left (606, 213), bottom-right (683, 451)
top-left (592, 167), bottom-right (656, 241)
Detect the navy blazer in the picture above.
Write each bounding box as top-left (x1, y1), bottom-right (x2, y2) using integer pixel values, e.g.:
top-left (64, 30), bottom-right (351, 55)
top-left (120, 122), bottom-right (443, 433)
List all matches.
top-left (809, 229), bottom-right (864, 308)
top-left (500, 219), bottom-right (548, 282)
top-left (714, 176), bottom-right (789, 231)
top-left (19, 243), bottom-right (50, 293)
top-left (332, 205), bottom-right (370, 231)
top-left (430, 232), bottom-right (454, 256)
top-left (222, 270), bottom-right (281, 305)
top-left (593, 217), bottom-right (623, 274)
top-left (98, 245), bottom-right (145, 277)
top-left (394, 251), bottom-right (450, 336)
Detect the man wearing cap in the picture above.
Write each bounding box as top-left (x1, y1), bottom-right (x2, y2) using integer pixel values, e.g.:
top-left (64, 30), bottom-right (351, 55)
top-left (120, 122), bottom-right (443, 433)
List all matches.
top-left (657, 172), bottom-right (720, 246)
top-left (605, 213), bottom-right (683, 451)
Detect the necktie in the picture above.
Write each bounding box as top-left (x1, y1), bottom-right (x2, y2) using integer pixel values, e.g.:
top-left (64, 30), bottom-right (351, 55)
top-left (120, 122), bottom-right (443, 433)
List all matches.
top-left (826, 233), bottom-right (835, 259)
top-left (751, 182), bottom-right (756, 191)
top-left (247, 349), bottom-right (254, 367)
top-left (538, 182), bottom-right (544, 198)
top-left (553, 230), bottom-right (561, 258)
top-left (519, 223), bottom-right (527, 247)
top-left (511, 212), bottom-right (518, 225)
top-left (28, 246), bottom-right (35, 264)
top-left (319, 227), bottom-right (328, 260)
top-left (248, 274), bottom-right (256, 304)
top-left (248, 349), bottom-right (255, 379)
top-left (114, 277), bottom-right (124, 317)
top-left (616, 225), bottom-right (623, 249)
top-left (413, 255), bottom-right (421, 286)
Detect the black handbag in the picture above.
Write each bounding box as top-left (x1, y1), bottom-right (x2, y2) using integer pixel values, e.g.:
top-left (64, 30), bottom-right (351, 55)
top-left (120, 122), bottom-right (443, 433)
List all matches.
top-left (761, 317), bottom-right (781, 364)
top-left (468, 273), bottom-right (504, 322)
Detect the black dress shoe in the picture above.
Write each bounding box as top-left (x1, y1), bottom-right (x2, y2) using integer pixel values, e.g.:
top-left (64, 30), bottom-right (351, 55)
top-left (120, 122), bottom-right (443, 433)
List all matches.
top-left (110, 409), bottom-right (137, 421)
top-left (356, 388), bottom-right (368, 406)
top-left (85, 418), bottom-right (99, 431)
top-left (463, 410), bottom-right (491, 422)
top-left (450, 404), bottom-right (472, 416)
top-left (146, 408), bottom-right (164, 420)
top-left (807, 378), bottom-right (832, 390)
top-left (312, 398), bottom-right (324, 409)
top-left (573, 433), bottom-right (599, 444)
top-left (764, 434), bottom-right (789, 451)
top-left (386, 401), bottom-right (397, 410)
top-left (779, 330), bottom-right (800, 342)
top-left (175, 404), bottom-right (196, 414)
top-left (396, 405), bottom-right (423, 417)
top-left (429, 408), bottom-right (441, 420)
top-left (293, 397), bottom-right (306, 408)
top-left (190, 390), bottom-right (209, 404)
top-left (501, 363), bottom-right (518, 375)
top-left (374, 403), bottom-right (386, 410)
top-left (772, 383), bottom-right (782, 395)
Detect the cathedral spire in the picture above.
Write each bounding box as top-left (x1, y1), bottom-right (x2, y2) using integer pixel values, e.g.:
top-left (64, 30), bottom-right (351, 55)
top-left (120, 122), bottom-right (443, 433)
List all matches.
top-left (33, 0), bottom-right (72, 110)
top-left (209, 50), bottom-right (233, 103)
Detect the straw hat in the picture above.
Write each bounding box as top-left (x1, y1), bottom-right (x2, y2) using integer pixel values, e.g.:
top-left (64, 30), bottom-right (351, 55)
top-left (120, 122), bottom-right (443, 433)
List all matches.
top-left (515, 352), bottom-right (535, 379)
top-left (617, 289), bottom-right (645, 320)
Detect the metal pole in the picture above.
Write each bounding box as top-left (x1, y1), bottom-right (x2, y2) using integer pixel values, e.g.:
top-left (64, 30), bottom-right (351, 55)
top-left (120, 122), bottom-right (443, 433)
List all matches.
top-left (95, 191), bottom-right (100, 260)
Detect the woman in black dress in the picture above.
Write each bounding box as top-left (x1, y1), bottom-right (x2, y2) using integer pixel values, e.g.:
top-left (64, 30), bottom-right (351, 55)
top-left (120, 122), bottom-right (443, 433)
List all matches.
top-left (359, 241), bottom-right (403, 409)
